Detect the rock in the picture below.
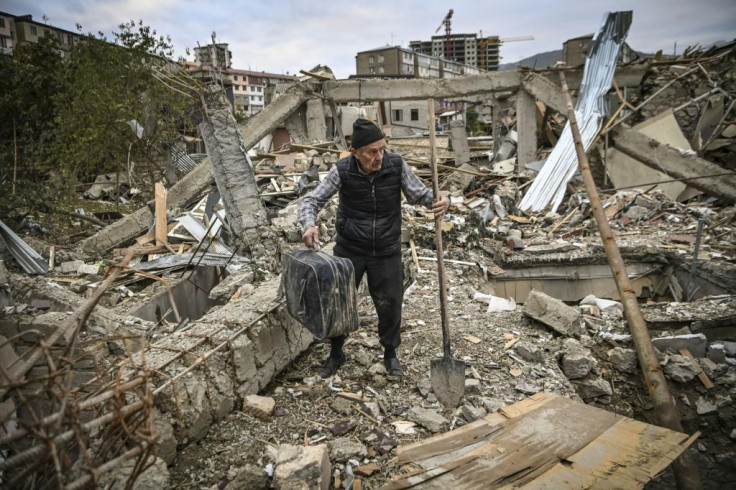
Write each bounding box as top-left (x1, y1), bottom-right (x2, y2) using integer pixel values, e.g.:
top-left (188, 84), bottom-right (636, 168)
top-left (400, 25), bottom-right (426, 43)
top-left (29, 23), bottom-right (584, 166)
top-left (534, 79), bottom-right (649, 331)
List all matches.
top-left (362, 401), bottom-right (381, 419)
top-left (368, 362), bottom-right (386, 375)
top-left (408, 406), bottom-right (448, 433)
top-left (101, 456), bottom-right (169, 490)
top-left (60, 260), bottom-right (84, 274)
top-left (417, 378), bottom-right (432, 397)
top-left (721, 341), bottom-right (736, 357)
top-left (77, 263), bottom-right (100, 275)
top-left (695, 397), bottom-right (717, 415)
top-left (244, 395), bottom-right (275, 420)
top-left (331, 420), bottom-right (357, 436)
top-left (514, 381), bottom-right (542, 395)
top-left (608, 347), bottom-right (638, 374)
top-left (730, 429), bottom-right (736, 441)
top-left (663, 355), bottom-right (699, 383)
top-left (465, 378), bottom-right (481, 394)
top-left (481, 397), bottom-right (505, 413)
top-left (707, 343), bottom-right (727, 364)
top-left (329, 437), bottom-right (367, 463)
top-left (572, 377), bottom-right (612, 400)
top-left (460, 404), bottom-right (486, 422)
top-left (515, 341), bottom-right (544, 363)
top-left (523, 289), bottom-right (583, 337)
top-left (353, 349), bottom-right (373, 367)
top-left (652, 334), bottom-right (708, 358)
top-left (561, 339), bottom-right (596, 379)
top-left (330, 397), bottom-right (353, 416)
top-left (623, 205), bottom-right (650, 221)
top-left (226, 464), bottom-right (269, 490)
top-left (274, 444), bottom-right (330, 490)
top-left (507, 236), bottom-right (525, 250)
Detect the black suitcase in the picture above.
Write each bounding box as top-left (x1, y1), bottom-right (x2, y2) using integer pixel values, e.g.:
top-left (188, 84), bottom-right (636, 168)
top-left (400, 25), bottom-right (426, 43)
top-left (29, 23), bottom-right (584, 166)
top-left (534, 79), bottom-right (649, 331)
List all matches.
top-left (281, 249), bottom-right (358, 340)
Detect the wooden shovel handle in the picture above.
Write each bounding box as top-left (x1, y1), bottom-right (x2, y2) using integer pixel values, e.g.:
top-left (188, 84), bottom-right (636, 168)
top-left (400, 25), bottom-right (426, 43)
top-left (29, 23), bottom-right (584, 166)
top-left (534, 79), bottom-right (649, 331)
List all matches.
top-left (427, 99), bottom-right (452, 359)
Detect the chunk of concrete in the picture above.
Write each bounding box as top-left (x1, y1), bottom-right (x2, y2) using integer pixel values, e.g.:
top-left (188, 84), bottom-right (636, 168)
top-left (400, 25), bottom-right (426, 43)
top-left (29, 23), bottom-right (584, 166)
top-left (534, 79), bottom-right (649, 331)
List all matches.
top-left (707, 343), bottom-right (727, 364)
top-left (515, 341), bottom-right (544, 363)
top-left (77, 263), bottom-right (100, 275)
top-left (652, 333), bottom-right (707, 358)
top-left (561, 338), bottom-right (596, 379)
top-left (465, 378), bottom-right (481, 394)
top-left (722, 341), bottom-right (736, 357)
top-left (274, 444), bottom-right (330, 490)
top-left (523, 289), bottom-right (583, 337)
top-left (695, 397), bottom-right (717, 415)
top-left (608, 347), bottom-right (638, 374)
top-left (329, 437), bottom-right (367, 463)
top-left (460, 404), bottom-right (487, 422)
top-left (102, 456), bottom-right (170, 490)
top-left (59, 260), bottom-right (84, 274)
top-left (244, 395), bottom-right (275, 421)
top-left (408, 406), bottom-right (448, 433)
top-left (663, 354), bottom-right (699, 383)
top-left (572, 377), bottom-right (612, 400)
top-left (226, 464), bottom-right (269, 490)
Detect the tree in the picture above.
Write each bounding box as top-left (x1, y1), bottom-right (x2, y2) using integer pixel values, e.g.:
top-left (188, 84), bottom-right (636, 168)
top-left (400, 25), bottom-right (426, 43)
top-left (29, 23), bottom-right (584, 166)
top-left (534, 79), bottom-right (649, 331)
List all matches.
top-left (465, 105), bottom-right (487, 136)
top-left (50, 20), bottom-right (194, 184)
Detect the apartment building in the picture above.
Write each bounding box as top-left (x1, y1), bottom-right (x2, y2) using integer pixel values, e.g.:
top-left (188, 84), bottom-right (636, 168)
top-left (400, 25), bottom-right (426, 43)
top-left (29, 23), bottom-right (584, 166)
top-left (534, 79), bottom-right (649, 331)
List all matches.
top-left (189, 65), bottom-right (297, 116)
top-left (0, 12), bottom-right (81, 58)
top-left (193, 43), bottom-right (232, 69)
top-left (410, 33), bottom-right (502, 71)
top-left (355, 45), bottom-right (481, 79)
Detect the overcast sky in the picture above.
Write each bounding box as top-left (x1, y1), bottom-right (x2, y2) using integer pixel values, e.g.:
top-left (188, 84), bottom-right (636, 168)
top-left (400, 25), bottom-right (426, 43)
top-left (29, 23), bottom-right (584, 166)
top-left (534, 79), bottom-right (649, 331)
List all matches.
top-left (5, 0), bottom-right (736, 78)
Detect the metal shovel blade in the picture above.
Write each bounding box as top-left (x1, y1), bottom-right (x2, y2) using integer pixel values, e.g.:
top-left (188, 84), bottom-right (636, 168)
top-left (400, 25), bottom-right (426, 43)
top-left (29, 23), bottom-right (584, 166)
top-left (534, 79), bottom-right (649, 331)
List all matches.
top-left (430, 357), bottom-right (466, 409)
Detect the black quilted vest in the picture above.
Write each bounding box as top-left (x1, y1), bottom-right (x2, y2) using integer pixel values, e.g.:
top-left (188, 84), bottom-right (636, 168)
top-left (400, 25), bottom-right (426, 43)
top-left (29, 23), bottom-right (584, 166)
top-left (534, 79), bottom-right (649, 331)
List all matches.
top-left (336, 152), bottom-right (403, 256)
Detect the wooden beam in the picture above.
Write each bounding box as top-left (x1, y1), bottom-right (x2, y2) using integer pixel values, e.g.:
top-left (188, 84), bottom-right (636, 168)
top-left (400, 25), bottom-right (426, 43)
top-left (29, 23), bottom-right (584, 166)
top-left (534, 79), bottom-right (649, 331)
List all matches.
top-left (154, 182), bottom-right (167, 246)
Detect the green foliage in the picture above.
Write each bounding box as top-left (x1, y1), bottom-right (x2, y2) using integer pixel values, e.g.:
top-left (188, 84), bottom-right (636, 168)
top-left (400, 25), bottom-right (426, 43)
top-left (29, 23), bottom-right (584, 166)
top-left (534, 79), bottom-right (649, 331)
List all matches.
top-left (1, 19), bottom-right (195, 192)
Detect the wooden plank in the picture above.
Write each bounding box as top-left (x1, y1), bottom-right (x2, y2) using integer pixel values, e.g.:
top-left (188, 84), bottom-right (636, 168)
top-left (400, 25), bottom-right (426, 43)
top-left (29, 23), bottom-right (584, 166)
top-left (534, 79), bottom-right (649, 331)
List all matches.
top-left (524, 420), bottom-right (698, 489)
top-left (155, 182), bottom-right (168, 246)
top-left (383, 392), bottom-right (696, 489)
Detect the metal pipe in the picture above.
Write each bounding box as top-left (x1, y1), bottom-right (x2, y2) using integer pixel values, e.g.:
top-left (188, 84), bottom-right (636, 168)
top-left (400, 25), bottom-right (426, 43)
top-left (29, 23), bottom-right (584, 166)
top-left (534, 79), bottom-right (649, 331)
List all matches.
top-left (559, 69), bottom-right (701, 490)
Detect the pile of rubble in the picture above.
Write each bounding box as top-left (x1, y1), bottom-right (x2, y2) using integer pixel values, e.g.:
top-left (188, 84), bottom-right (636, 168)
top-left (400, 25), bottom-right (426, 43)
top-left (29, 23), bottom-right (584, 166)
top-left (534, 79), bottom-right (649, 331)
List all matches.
top-left (2, 27), bottom-right (736, 490)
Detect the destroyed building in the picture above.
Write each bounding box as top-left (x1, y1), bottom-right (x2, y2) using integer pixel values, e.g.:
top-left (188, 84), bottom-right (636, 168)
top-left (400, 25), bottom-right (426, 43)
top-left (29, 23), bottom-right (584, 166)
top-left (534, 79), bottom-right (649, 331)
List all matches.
top-left (1, 10), bottom-right (736, 490)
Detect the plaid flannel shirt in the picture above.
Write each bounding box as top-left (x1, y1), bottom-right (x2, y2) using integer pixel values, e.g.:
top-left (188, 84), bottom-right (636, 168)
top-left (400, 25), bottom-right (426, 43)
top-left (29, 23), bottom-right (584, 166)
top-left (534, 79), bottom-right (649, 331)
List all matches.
top-left (297, 156), bottom-right (435, 232)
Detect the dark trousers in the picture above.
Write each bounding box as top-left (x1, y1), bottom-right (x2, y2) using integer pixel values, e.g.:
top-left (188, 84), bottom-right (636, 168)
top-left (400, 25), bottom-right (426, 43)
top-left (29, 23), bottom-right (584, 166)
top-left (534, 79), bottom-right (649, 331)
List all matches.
top-left (332, 245), bottom-right (403, 354)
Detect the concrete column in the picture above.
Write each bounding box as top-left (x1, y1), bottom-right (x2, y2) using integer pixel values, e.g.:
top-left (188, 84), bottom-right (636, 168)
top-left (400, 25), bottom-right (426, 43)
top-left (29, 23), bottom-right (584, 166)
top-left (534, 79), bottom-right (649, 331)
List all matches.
top-left (449, 120), bottom-right (470, 165)
top-left (306, 98), bottom-right (327, 142)
top-left (516, 88), bottom-right (537, 167)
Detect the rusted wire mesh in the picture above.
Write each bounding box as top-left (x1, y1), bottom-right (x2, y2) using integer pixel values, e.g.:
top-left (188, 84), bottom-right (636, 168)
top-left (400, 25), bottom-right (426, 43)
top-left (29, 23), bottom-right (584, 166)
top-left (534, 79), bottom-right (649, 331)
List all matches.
top-left (0, 250), bottom-right (159, 489)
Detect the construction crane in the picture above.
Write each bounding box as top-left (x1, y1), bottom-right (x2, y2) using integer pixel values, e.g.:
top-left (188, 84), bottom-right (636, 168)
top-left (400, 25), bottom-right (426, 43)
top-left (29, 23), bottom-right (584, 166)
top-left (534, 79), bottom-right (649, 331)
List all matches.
top-left (435, 9), bottom-right (454, 60)
top-left (499, 35), bottom-right (534, 43)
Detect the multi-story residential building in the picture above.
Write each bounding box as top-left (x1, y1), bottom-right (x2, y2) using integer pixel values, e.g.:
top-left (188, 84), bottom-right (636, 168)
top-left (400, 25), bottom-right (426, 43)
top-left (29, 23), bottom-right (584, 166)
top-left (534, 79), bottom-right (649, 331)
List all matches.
top-left (355, 45), bottom-right (481, 79)
top-left (410, 33), bottom-right (502, 71)
top-left (193, 43), bottom-right (232, 69)
top-left (188, 65), bottom-right (297, 116)
top-left (354, 46), bottom-right (482, 136)
top-left (0, 12), bottom-right (81, 58)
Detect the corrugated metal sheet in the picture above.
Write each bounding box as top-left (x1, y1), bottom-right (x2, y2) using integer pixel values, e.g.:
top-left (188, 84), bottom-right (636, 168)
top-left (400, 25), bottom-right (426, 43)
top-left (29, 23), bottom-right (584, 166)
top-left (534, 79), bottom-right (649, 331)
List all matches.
top-left (0, 219), bottom-right (49, 275)
top-left (519, 11), bottom-right (632, 213)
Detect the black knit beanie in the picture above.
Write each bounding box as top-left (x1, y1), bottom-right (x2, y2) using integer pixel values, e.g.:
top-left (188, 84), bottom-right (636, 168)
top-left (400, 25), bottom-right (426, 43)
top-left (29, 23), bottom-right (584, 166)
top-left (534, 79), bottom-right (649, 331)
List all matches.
top-left (351, 118), bottom-right (384, 149)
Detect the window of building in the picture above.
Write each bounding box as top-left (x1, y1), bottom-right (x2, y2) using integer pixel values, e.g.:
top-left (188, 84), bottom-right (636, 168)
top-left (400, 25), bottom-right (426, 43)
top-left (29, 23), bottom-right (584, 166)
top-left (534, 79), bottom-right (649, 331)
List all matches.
top-left (378, 54), bottom-right (384, 62)
top-left (378, 66), bottom-right (384, 74)
top-left (392, 109), bottom-right (403, 122)
top-left (258, 96), bottom-right (263, 101)
top-left (233, 75), bottom-right (238, 81)
top-left (368, 55), bottom-right (374, 63)
top-left (411, 109), bottom-right (419, 121)
top-left (30, 25), bottom-right (37, 35)
top-left (67, 34), bottom-right (72, 45)
top-left (0, 19), bottom-right (5, 28)
top-left (369, 67), bottom-right (375, 74)
top-left (256, 86), bottom-right (262, 92)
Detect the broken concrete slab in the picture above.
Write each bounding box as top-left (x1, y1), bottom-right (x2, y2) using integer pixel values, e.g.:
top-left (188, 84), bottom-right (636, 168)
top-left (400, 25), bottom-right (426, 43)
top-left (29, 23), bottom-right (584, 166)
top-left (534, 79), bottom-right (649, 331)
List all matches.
top-left (225, 464), bottom-right (269, 490)
top-left (59, 260), bottom-right (84, 274)
top-left (273, 444), bottom-right (330, 490)
top-left (663, 354), bottom-right (700, 383)
top-left (561, 339), bottom-right (597, 379)
top-left (571, 376), bottom-right (613, 400)
top-left (407, 406), bottom-right (448, 433)
top-left (523, 289), bottom-right (583, 337)
top-left (608, 347), bottom-right (638, 373)
top-left (652, 333), bottom-right (708, 358)
top-left (244, 395), bottom-right (276, 421)
top-left (329, 437), bottom-right (367, 463)
top-left (612, 124), bottom-right (736, 202)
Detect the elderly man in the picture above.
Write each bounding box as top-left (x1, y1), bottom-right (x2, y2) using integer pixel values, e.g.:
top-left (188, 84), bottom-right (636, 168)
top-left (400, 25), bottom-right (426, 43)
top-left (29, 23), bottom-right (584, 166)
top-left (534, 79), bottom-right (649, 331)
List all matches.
top-left (298, 118), bottom-right (449, 378)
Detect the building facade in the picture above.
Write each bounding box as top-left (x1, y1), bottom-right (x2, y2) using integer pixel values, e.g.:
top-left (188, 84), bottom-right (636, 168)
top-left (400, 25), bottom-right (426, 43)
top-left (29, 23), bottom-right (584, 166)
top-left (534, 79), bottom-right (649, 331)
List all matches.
top-left (410, 33), bottom-right (502, 71)
top-left (0, 12), bottom-right (81, 58)
top-left (355, 45), bottom-right (481, 79)
top-left (193, 43), bottom-right (232, 69)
